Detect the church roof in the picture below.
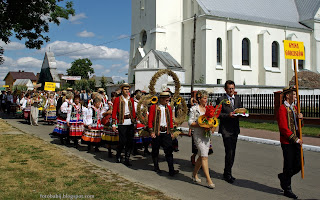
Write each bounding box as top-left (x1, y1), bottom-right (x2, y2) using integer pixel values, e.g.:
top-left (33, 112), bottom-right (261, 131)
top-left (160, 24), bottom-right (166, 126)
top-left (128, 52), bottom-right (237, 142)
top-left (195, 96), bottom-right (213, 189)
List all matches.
top-left (153, 50), bottom-right (182, 69)
top-left (197, 0), bottom-right (320, 29)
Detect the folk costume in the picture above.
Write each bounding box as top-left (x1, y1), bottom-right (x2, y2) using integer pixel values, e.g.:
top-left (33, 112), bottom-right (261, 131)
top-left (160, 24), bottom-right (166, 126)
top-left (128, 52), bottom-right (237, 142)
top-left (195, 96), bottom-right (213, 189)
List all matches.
top-left (30, 96), bottom-right (40, 126)
top-left (67, 102), bottom-right (85, 146)
top-left (112, 83), bottom-right (136, 166)
top-left (82, 104), bottom-right (106, 151)
top-left (44, 97), bottom-right (57, 122)
top-left (22, 97), bottom-right (32, 122)
top-left (101, 100), bottom-right (119, 157)
top-left (148, 92), bottom-right (178, 176)
top-left (277, 87), bottom-right (303, 199)
top-left (53, 99), bottom-right (71, 143)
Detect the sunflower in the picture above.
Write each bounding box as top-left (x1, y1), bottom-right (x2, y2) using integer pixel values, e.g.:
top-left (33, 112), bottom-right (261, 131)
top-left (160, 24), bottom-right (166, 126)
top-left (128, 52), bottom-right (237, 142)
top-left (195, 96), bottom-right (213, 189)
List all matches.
top-left (226, 100), bottom-right (231, 105)
top-left (176, 97), bottom-right (182, 105)
top-left (150, 96), bottom-right (158, 104)
top-left (212, 117), bottom-right (219, 127)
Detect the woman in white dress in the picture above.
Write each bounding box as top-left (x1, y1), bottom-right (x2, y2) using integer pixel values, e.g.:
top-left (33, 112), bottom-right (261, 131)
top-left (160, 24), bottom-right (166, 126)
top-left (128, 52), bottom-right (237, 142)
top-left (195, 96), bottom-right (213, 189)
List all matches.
top-left (188, 90), bottom-right (215, 189)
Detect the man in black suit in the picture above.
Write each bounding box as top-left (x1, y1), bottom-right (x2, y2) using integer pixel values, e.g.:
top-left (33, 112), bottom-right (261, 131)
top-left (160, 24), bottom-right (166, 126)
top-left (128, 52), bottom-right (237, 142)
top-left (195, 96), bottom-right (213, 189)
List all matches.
top-left (216, 80), bottom-right (242, 184)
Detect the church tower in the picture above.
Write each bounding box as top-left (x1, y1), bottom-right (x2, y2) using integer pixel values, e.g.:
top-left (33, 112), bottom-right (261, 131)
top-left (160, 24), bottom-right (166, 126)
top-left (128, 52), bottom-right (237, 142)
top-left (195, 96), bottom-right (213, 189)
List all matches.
top-left (128, 0), bottom-right (183, 83)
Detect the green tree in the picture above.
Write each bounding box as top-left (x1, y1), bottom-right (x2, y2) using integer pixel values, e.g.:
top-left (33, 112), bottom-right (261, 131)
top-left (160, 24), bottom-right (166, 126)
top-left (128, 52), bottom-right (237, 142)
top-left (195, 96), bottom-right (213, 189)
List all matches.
top-left (88, 78), bottom-right (96, 91)
top-left (74, 79), bottom-right (90, 91)
top-left (0, 0), bottom-right (75, 64)
top-left (67, 58), bottom-right (94, 79)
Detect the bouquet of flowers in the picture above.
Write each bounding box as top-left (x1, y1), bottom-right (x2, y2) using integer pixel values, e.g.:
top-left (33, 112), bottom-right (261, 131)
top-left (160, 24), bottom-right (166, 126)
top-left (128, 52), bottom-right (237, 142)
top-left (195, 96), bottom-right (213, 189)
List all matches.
top-left (198, 105), bottom-right (222, 137)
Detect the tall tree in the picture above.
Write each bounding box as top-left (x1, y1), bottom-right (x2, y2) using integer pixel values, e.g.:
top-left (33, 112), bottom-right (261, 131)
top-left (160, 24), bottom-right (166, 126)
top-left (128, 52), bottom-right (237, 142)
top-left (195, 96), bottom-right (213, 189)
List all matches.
top-left (0, 0), bottom-right (75, 64)
top-left (67, 58), bottom-right (94, 79)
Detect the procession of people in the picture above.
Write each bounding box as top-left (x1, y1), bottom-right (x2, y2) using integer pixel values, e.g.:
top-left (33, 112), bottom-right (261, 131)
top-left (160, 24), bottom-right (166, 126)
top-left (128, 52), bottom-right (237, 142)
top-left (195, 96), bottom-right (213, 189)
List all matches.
top-left (0, 78), bottom-right (304, 199)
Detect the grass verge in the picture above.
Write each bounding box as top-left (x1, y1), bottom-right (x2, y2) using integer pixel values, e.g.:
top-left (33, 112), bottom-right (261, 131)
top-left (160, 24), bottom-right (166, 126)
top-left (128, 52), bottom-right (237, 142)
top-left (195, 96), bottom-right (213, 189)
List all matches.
top-left (240, 120), bottom-right (320, 137)
top-left (0, 120), bottom-right (172, 200)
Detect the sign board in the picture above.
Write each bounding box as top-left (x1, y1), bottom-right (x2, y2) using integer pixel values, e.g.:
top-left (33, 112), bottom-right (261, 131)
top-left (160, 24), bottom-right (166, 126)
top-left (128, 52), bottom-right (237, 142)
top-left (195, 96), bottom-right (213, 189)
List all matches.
top-left (61, 76), bottom-right (81, 81)
top-left (284, 40), bottom-right (305, 60)
top-left (44, 82), bottom-right (56, 91)
top-left (3, 85), bottom-right (9, 88)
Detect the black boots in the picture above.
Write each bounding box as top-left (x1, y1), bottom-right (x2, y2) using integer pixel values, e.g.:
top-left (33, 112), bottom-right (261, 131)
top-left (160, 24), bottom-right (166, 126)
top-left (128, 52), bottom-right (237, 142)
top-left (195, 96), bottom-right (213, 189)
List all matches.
top-left (278, 173), bottom-right (298, 199)
top-left (123, 152), bottom-right (132, 166)
top-left (166, 155), bottom-right (179, 176)
top-left (152, 157), bottom-right (162, 174)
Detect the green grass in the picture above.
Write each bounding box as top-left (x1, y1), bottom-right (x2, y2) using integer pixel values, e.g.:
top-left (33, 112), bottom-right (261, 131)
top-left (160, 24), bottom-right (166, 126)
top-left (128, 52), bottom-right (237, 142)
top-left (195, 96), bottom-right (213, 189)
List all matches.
top-left (240, 120), bottom-right (320, 137)
top-left (0, 120), bottom-right (173, 200)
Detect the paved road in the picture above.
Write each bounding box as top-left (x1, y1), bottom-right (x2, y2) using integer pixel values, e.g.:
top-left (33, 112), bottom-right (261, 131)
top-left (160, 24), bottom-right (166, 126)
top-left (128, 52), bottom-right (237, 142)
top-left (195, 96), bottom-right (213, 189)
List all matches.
top-left (1, 115), bottom-right (320, 200)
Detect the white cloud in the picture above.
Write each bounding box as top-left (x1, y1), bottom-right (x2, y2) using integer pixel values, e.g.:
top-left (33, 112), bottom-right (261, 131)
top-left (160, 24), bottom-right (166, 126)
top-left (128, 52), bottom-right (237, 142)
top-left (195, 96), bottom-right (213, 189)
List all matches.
top-left (104, 69), bottom-right (111, 74)
top-left (44, 41), bottom-right (129, 61)
top-left (0, 41), bottom-right (25, 51)
top-left (77, 30), bottom-right (95, 38)
top-left (117, 34), bottom-right (129, 39)
top-left (118, 64), bottom-right (129, 73)
top-left (92, 64), bottom-right (104, 70)
top-left (69, 13), bottom-right (87, 24)
top-left (111, 64), bottom-right (122, 69)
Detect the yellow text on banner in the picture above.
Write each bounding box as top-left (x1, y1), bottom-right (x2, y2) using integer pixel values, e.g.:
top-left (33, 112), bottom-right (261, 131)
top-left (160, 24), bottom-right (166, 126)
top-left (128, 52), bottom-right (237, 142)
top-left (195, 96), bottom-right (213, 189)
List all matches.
top-left (284, 40), bottom-right (305, 60)
top-left (3, 85), bottom-right (9, 88)
top-left (44, 82), bottom-right (56, 91)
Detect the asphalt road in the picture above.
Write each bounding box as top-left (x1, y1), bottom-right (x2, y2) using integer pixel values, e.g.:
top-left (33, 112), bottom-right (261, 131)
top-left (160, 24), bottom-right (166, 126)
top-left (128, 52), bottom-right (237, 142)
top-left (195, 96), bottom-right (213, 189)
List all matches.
top-left (2, 115), bottom-right (320, 200)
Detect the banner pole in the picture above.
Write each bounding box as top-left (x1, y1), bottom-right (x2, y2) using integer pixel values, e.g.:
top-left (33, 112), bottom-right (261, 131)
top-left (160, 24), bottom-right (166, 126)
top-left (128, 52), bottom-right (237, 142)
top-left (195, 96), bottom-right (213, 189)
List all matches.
top-left (293, 59), bottom-right (304, 179)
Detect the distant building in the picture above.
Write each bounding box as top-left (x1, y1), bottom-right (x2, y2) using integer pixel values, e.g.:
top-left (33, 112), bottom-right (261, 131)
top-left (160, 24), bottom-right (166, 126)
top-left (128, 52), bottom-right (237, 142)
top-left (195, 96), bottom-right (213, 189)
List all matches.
top-left (38, 52), bottom-right (61, 89)
top-left (3, 71), bottom-right (37, 89)
top-left (92, 75), bottom-right (114, 88)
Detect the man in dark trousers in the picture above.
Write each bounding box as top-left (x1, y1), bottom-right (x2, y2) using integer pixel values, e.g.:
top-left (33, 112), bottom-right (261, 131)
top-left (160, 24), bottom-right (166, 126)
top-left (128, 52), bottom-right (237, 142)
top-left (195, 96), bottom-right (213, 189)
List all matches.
top-left (148, 92), bottom-right (179, 176)
top-left (216, 80), bottom-right (242, 184)
top-left (277, 86), bottom-right (303, 199)
top-left (112, 83), bottom-right (136, 166)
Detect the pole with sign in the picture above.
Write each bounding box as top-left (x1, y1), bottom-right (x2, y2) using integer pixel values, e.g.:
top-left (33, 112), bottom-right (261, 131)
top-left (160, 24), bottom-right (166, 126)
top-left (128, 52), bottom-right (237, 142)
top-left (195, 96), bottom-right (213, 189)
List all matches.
top-left (283, 40), bottom-right (305, 179)
top-left (44, 82), bottom-right (56, 91)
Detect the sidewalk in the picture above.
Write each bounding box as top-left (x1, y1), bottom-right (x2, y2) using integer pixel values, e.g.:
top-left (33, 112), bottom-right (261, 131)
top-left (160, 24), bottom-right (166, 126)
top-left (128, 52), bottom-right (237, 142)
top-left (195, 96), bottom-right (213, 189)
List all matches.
top-left (179, 122), bottom-right (320, 148)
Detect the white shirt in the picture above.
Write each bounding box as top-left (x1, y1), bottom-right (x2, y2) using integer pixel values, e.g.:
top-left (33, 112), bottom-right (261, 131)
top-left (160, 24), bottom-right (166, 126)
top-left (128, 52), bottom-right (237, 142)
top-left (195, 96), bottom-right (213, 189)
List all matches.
top-left (159, 104), bottom-right (167, 127)
top-left (121, 95), bottom-right (132, 125)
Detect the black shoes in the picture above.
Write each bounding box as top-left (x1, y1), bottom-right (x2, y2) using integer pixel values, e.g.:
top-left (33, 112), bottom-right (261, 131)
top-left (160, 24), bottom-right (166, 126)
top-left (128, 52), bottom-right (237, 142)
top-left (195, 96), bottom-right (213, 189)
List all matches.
top-left (223, 174), bottom-right (235, 184)
top-left (123, 159), bottom-right (132, 167)
top-left (284, 190), bottom-right (298, 199)
top-left (169, 170), bottom-right (179, 177)
top-left (153, 167), bottom-right (162, 174)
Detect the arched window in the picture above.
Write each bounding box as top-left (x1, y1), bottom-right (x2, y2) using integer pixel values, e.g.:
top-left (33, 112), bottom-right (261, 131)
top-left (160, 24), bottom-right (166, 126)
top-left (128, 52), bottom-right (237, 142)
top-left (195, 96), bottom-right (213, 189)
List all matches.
top-left (217, 38), bottom-right (222, 64)
top-left (141, 30), bottom-right (147, 47)
top-left (272, 41), bottom-right (279, 67)
top-left (242, 38), bottom-right (250, 65)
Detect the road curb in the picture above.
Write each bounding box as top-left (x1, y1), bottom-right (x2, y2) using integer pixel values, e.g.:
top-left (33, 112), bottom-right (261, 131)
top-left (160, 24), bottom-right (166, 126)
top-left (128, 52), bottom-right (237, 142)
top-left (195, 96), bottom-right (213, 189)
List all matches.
top-left (178, 127), bottom-right (320, 152)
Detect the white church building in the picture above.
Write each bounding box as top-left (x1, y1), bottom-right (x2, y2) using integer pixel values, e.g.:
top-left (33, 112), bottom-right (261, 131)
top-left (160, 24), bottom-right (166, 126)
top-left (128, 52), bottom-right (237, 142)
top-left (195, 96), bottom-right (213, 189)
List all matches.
top-left (128, 0), bottom-right (320, 92)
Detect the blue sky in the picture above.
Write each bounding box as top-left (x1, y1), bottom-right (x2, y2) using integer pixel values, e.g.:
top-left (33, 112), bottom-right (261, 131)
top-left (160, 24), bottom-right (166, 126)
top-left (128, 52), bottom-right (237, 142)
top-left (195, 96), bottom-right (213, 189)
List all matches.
top-left (0, 0), bottom-right (132, 85)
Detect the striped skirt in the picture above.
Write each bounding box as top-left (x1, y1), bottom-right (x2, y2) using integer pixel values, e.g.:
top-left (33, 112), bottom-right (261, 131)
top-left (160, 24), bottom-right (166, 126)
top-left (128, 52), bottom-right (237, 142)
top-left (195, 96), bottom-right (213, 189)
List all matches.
top-left (101, 127), bottom-right (119, 145)
top-left (69, 122), bottom-right (84, 137)
top-left (82, 128), bottom-right (103, 143)
top-left (45, 108), bottom-right (57, 121)
top-left (53, 118), bottom-right (68, 135)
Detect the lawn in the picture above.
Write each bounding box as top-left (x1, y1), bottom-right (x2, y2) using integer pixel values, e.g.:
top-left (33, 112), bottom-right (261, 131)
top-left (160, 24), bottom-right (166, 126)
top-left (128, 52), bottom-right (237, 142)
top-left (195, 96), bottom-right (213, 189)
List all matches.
top-left (0, 120), bottom-right (172, 200)
top-left (240, 120), bottom-right (320, 137)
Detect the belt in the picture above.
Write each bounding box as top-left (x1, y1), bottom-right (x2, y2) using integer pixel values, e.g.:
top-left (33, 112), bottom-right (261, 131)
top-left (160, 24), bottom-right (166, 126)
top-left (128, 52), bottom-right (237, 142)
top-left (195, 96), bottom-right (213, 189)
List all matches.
top-left (124, 114), bottom-right (131, 119)
top-left (160, 126), bottom-right (167, 132)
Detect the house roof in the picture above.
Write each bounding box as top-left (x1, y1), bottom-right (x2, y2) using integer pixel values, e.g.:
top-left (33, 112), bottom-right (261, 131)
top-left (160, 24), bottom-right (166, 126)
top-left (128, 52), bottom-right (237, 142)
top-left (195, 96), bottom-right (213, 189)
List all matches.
top-left (153, 50), bottom-right (182, 68)
top-left (13, 79), bottom-right (34, 87)
top-left (4, 71), bottom-right (37, 81)
top-left (196, 0), bottom-right (320, 29)
top-left (92, 76), bottom-right (114, 87)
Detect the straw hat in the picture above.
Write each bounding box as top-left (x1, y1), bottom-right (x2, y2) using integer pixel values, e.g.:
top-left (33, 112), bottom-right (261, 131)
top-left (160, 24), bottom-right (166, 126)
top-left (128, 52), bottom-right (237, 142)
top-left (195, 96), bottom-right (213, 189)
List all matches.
top-left (282, 86), bottom-right (296, 94)
top-left (120, 83), bottom-right (131, 89)
top-left (159, 92), bottom-right (170, 98)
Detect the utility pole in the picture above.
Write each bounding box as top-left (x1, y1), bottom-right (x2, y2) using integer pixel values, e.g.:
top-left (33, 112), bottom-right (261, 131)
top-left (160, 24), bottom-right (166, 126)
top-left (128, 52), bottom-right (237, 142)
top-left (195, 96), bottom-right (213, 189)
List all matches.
top-left (191, 14), bottom-right (197, 93)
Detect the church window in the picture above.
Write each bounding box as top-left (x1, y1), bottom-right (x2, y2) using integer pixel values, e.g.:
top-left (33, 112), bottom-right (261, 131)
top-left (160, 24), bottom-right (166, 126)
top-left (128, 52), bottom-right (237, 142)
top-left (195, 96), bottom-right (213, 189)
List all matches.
top-left (242, 38), bottom-right (250, 65)
top-left (272, 41), bottom-right (279, 67)
top-left (141, 30), bottom-right (147, 47)
top-left (217, 38), bottom-right (222, 64)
